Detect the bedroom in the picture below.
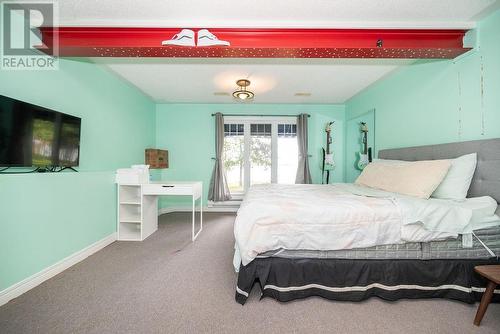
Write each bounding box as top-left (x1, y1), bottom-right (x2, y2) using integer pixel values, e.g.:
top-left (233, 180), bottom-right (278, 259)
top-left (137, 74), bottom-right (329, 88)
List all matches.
top-left (1, 0), bottom-right (500, 333)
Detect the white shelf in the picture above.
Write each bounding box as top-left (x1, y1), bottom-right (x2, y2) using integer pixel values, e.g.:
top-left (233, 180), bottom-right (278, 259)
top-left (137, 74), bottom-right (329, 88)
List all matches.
top-left (120, 201), bottom-right (141, 205)
top-left (117, 186), bottom-right (144, 241)
top-left (119, 212), bottom-right (141, 222)
top-left (119, 185), bottom-right (141, 203)
top-left (118, 222), bottom-right (142, 240)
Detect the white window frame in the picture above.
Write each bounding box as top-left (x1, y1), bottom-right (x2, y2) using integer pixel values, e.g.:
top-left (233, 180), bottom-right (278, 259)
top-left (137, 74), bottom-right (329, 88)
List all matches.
top-left (224, 116), bottom-right (297, 196)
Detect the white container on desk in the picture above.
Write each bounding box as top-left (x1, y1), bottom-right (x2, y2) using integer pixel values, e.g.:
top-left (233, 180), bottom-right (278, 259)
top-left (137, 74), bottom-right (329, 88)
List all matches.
top-left (115, 172), bottom-right (150, 184)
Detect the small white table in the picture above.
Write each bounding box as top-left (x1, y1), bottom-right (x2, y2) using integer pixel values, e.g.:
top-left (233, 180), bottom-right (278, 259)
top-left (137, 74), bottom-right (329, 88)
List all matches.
top-left (117, 181), bottom-right (203, 241)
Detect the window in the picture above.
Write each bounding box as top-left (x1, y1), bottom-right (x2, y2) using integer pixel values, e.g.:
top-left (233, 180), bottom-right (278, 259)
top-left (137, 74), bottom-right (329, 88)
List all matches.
top-left (277, 124), bottom-right (298, 184)
top-left (250, 123), bottom-right (272, 186)
top-left (223, 117), bottom-right (298, 195)
top-left (223, 124), bottom-right (245, 193)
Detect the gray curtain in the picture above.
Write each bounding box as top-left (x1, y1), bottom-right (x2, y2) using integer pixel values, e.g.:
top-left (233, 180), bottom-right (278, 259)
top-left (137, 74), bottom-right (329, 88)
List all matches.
top-left (295, 113), bottom-right (312, 184)
top-left (208, 113), bottom-right (232, 201)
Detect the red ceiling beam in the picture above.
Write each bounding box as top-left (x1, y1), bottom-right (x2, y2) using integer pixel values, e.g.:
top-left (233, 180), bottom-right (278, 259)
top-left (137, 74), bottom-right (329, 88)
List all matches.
top-left (38, 27), bottom-right (471, 59)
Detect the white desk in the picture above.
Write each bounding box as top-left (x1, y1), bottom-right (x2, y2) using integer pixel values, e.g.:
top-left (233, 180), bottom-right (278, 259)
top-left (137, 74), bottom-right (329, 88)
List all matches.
top-left (117, 181), bottom-right (203, 242)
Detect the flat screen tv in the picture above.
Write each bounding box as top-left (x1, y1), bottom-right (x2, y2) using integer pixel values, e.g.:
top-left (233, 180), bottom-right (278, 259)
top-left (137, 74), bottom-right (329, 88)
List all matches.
top-left (0, 95), bottom-right (81, 167)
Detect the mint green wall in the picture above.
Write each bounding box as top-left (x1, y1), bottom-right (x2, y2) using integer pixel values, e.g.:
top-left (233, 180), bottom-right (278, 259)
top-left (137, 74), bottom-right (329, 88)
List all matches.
top-left (156, 104), bottom-right (345, 207)
top-left (346, 10), bottom-right (500, 157)
top-left (0, 59), bottom-right (155, 291)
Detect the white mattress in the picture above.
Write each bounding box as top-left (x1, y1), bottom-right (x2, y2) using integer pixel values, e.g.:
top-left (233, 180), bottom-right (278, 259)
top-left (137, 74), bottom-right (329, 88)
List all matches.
top-left (233, 183), bottom-right (499, 271)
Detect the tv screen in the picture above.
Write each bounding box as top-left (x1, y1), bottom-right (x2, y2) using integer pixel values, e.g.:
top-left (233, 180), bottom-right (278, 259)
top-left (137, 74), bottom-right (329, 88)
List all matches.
top-left (0, 95), bottom-right (81, 167)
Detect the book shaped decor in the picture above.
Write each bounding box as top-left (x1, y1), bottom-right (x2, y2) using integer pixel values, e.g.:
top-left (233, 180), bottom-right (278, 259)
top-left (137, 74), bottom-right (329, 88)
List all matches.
top-left (145, 149), bottom-right (168, 169)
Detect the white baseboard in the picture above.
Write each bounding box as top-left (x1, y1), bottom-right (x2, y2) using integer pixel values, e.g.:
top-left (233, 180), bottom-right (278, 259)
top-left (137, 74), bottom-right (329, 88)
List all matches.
top-left (158, 205), bottom-right (239, 215)
top-left (0, 233), bottom-right (117, 307)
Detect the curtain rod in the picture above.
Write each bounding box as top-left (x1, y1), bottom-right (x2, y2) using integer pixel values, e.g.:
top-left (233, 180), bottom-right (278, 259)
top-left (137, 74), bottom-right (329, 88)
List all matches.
top-left (211, 113), bottom-right (310, 117)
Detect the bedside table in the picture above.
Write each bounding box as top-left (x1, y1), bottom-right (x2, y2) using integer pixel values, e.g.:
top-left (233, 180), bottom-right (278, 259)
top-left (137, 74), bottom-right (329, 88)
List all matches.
top-left (474, 265), bottom-right (500, 326)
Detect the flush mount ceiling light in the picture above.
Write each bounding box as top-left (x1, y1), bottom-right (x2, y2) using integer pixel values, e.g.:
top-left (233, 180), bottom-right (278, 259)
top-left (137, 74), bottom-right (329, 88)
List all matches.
top-left (232, 79), bottom-right (254, 101)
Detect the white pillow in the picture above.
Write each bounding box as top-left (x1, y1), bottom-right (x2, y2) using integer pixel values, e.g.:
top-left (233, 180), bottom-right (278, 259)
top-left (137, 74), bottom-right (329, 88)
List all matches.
top-left (432, 153), bottom-right (477, 200)
top-left (375, 153), bottom-right (477, 200)
top-left (355, 159), bottom-right (451, 199)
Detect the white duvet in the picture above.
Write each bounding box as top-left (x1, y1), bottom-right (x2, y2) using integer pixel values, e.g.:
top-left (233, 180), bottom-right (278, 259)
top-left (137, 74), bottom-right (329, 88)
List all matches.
top-left (233, 183), bottom-right (499, 270)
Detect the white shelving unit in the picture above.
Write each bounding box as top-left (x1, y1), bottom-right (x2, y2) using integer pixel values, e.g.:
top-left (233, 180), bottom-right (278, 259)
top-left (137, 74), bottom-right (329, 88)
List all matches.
top-left (117, 184), bottom-right (157, 241)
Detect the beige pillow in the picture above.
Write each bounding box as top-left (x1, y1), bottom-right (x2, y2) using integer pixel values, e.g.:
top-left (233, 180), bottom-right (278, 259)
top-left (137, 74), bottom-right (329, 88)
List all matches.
top-left (355, 160), bottom-right (451, 199)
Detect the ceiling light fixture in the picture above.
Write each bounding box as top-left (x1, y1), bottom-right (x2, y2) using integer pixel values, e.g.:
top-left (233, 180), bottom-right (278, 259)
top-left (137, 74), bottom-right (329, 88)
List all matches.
top-left (232, 79), bottom-right (254, 101)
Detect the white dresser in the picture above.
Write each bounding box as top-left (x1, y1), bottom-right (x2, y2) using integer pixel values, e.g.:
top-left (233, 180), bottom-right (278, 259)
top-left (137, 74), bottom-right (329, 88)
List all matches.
top-left (117, 181), bottom-right (203, 241)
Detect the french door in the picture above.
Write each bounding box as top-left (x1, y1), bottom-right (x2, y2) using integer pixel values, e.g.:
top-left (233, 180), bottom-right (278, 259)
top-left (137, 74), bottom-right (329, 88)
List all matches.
top-left (223, 117), bottom-right (298, 195)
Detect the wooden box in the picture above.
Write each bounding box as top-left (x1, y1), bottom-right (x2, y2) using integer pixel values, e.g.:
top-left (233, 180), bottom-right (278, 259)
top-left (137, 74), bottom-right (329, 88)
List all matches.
top-left (145, 149), bottom-right (168, 169)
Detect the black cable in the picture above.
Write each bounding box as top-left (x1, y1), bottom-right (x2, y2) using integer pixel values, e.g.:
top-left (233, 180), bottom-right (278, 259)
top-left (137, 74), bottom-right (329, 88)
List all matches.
top-left (0, 166), bottom-right (78, 174)
top-left (0, 167), bottom-right (40, 174)
top-left (321, 148), bottom-right (325, 184)
top-left (58, 166), bottom-right (78, 172)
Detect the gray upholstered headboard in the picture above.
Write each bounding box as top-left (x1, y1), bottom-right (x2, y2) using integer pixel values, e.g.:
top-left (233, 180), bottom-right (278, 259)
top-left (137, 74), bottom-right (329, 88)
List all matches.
top-left (378, 138), bottom-right (500, 206)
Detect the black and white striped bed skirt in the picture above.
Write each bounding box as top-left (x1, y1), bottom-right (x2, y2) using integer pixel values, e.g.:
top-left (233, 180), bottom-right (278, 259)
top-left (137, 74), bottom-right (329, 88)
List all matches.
top-left (235, 257), bottom-right (500, 305)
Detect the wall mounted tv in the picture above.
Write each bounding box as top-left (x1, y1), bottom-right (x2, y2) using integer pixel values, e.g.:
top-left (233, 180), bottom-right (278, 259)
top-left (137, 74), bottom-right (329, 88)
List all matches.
top-left (0, 95), bottom-right (81, 168)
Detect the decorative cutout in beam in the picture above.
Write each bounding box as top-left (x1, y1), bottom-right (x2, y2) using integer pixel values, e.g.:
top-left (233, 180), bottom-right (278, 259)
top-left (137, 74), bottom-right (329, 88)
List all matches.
top-left (39, 27), bottom-right (471, 59)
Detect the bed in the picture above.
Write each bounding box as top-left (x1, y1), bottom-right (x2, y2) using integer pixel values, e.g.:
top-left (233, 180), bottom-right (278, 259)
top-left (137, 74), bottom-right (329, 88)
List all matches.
top-left (235, 138), bottom-right (500, 305)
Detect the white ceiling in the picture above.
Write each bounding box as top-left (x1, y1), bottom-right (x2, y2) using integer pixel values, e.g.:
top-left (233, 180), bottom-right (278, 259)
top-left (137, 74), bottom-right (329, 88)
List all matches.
top-left (78, 0), bottom-right (499, 104)
top-left (99, 58), bottom-right (413, 104)
top-left (58, 0), bottom-right (499, 29)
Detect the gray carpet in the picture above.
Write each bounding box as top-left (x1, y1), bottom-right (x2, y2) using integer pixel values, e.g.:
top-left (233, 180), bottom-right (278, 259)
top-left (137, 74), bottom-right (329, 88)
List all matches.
top-left (1, 212), bottom-right (499, 334)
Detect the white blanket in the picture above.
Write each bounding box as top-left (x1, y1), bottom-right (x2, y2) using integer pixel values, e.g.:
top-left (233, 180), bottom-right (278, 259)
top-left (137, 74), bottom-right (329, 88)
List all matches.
top-left (233, 183), bottom-right (495, 270)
